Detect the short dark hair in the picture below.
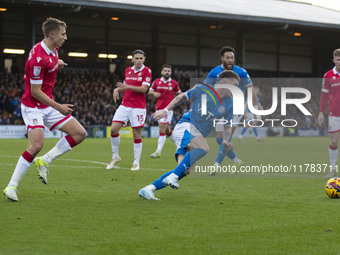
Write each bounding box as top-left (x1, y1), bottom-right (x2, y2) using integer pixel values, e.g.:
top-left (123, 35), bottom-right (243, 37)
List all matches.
top-left (42, 17), bottom-right (67, 38)
top-left (219, 46), bottom-right (235, 57)
top-left (218, 70), bottom-right (240, 82)
top-left (161, 64), bottom-right (172, 71)
top-left (132, 49), bottom-right (145, 56)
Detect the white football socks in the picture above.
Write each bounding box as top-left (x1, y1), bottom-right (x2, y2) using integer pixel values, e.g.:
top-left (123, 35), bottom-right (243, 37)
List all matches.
top-left (156, 135), bottom-right (166, 154)
top-left (42, 136), bottom-right (72, 164)
top-left (329, 147), bottom-right (338, 172)
top-left (8, 156), bottom-right (32, 187)
top-left (133, 141), bottom-right (142, 166)
top-left (111, 135), bottom-right (120, 159)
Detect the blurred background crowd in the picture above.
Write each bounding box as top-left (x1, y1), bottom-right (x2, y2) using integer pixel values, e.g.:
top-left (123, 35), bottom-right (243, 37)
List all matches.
top-left (0, 67), bottom-right (322, 129)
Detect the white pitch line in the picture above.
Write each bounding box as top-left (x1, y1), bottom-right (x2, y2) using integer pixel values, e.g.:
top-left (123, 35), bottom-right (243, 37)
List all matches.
top-left (60, 158), bottom-right (108, 166)
top-left (0, 155), bottom-right (170, 171)
top-left (2, 155), bottom-right (325, 176)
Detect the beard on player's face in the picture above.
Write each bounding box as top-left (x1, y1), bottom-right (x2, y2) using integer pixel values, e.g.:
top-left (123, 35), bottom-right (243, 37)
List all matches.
top-left (223, 62), bottom-right (234, 70)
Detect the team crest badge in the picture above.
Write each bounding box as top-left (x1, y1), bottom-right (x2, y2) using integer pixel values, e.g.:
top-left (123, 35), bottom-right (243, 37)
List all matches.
top-left (218, 106), bottom-right (226, 114)
top-left (33, 66), bottom-right (41, 76)
top-left (138, 72), bottom-right (142, 76)
top-left (168, 82), bottom-right (172, 86)
top-left (333, 76), bottom-right (336, 80)
top-left (33, 119), bottom-right (38, 125)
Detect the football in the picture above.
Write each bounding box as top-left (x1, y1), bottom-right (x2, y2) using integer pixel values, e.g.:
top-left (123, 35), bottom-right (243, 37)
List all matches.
top-left (325, 178), bottom-right (340, 198)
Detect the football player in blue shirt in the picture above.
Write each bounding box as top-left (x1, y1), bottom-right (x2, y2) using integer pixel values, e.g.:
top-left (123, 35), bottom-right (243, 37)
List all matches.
top-left (204, 46), bottom-right (260, 169)
top-left (139, 70), bottom-right (239, 200)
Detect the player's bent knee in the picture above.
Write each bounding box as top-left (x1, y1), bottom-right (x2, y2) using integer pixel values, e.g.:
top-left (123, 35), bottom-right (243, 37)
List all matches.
top-left (201, 145), bottom-right (209, 154)
top-left (111, 127), bottom-right (120, 135)
top-left (330, 137), bottom-right (339, 147)
top-left (78, 128), bottom-right (87, 142)
top-left (331, 140), bottom-right (339, 148)
top-left (28, 142), bottom-right (44, 156)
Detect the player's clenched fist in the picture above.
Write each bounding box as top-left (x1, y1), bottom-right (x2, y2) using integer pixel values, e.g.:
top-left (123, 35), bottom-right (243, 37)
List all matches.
top-left (152, 110), bottom-right (167, 121)
top-left (223, 140), bottom-right (234, 151)
top-left (57, 104), bottom-right (73, 115)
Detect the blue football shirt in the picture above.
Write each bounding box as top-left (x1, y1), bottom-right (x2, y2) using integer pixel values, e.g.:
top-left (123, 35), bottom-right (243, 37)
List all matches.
top-left (178, 83), bottom-right (233, 137)
top-left (204, 64), bottom-right (252, 92)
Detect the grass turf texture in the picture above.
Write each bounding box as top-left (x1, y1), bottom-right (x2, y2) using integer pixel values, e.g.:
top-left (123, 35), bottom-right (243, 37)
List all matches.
top-left (0, 136), bottom-right (339, 254)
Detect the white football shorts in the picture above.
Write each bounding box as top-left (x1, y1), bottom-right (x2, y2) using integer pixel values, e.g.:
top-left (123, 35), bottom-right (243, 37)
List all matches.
top-left (112, 105), bottom-right (146, 128)
top-left (215, 117), bottom-right (226, 132)
top-left (156, 109), bottom-right (173, 125)
top-left (21, 103), bottom-right (73, 133)
top-left (329, 116), bottom-right (340, 133)
top-left (173, 121), bottom-right (203, 157)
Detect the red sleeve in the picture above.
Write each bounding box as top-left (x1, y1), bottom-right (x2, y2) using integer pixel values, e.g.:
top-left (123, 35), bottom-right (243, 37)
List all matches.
top-left (142, 68), bottom-right (152, 86)
top-left (151, 80), bottom-right (157, 91)
top-left (320, 72), bottom-right (330, 112)
top-left (322, 72), bottom-right (330, 92)
top-left (320, 92), bottom-right (328, 112)
top-left (28, 56), bottom-right (45, 85)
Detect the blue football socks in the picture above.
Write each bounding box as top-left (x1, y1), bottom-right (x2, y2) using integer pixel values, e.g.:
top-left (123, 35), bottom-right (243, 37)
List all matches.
top-left (152, 170), bottom-right (186, 190)
top-left (152, 148), bottom-right (207, 190)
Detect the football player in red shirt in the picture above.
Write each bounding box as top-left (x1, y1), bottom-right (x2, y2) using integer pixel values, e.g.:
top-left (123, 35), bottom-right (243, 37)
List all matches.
top-left (149, 65), bottom-right (181, 158)
top-left (319, 49), bottom-right (340, 178)
top-left (107, 49), bottom-right (152, 171)
top-left (3, 18), bottom-right (86, 201)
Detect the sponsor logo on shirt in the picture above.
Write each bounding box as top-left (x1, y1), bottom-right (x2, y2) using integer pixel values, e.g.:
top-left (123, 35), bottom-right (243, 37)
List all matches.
top-left (48, 63), bottom-right (59, 73)
top-left (331, 82), bottom-right (340, 87)
top-left (126, 77), bottom-right (138, 81)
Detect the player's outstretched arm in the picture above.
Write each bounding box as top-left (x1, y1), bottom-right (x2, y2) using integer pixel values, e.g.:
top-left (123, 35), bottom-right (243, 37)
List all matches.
top-left (58, 59), bottom-right (68, 68)
top-left (152, 92), bottom-right (187, 121)
top-left (222, 125), bottom-right (234, 150)
top-left (148, 90), bottom-right (161, 98)
top-left (116, 82), bottom-right (149, 94)
top-left (31, 84), bottom-right (73, 115)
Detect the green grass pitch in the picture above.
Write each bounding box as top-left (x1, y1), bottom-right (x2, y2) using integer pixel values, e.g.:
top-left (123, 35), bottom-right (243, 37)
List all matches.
top-left (1, 136), bottom-right (340, 254)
